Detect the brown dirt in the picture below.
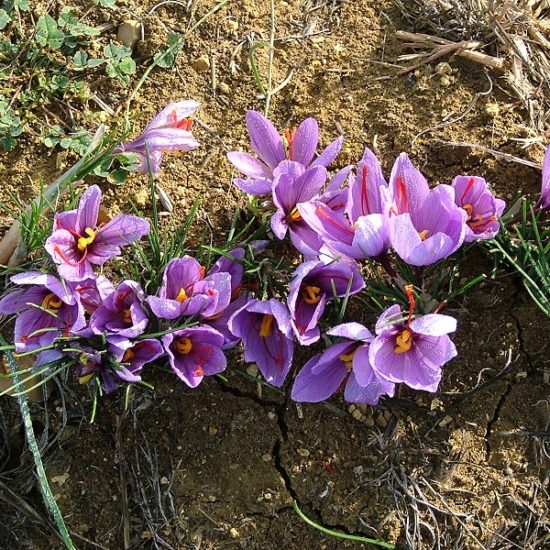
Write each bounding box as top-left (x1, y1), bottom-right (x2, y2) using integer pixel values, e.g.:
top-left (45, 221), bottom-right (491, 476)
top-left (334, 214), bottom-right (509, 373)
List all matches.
top-left (1, 1), bottom-right (549, 549)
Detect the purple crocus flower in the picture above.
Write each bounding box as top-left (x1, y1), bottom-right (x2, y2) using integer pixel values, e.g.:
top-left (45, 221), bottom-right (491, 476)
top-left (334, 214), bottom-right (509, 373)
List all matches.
top-left (0, 272), bottom-right (85, 352)
top-left (539, 145), bottom-right (550, 209)
top-left (291, 322), bottom-right (395, 404)
top-left (388, 154), bottom-right (466, 266)
top-left (162, 325), bottom-right (226, 387)
top-left (369, 301), bottom-right (457, 393)
top-left (227, 111), bottom-right (343, 195)
top-left (90, 280), bottom-right (148, 339)
top-left (270, 161), bottom-right (327, 255)
top-left (45, 186), bottom-right (150, 281)
top-left (297, 148), bottom-right (391, 259)
top-left (113, 100), bottom-right (200, 174)
top-left (110, 338), bottom-right (164, 381)
top-left (452, 176), bottom-right (505, 242)
top-left (287, 260), bottom-right (365, 344)
top-left (147, 256), bottom-right (231, 320)
top-left (228, 298), bottom-right (294, 387)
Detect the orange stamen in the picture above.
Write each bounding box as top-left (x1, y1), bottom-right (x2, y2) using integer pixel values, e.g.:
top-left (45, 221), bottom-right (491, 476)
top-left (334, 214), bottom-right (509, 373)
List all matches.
top-left (122, 348), bottom-right (135, 362)
top-left (121, 309), bottom-right (132, 324)
top-left (259, 314), bottom-right (274, 337)
top-left (287, 206), bottom-right (302, 223)
top-left (394, 329), bottom-right (412, 353)
top-left (175, 288), bottom-right (188, 303)
top-left (175, 337), bottom-right (193, 355)
top-left (42, 293), bottom-right (62, 311)
top-left (302, 285), bottom-right (321, 305)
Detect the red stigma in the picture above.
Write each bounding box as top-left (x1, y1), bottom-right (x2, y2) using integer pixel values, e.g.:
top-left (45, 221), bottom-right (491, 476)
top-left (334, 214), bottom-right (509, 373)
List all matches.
top-left (405, 284), bottom-right (415, 326)
top-left (284, 128), bottom-right (295, 160)
top-left (396, 176), bottom-right (410, 213)
top-left (54, 245), bottom-right (87, 267)
top-left (316, 206), bottom-right (354, 235)
top-left (461, 177), bottom-right (476, 205)
top-left (199, 266), bottom-right (206, 280)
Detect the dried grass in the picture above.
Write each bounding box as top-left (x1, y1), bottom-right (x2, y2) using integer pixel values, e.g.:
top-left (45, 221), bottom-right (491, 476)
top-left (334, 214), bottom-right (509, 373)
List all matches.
top-left (395, 0), bottom-right (550, 132)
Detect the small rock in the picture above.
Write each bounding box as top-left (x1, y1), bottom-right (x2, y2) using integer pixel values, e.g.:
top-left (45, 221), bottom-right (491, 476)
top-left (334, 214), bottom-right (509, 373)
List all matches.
top-left (246, 364), bottom-right (258, 377)
top-left (353, 465), bottom-right (364, 476)
top-left (208, 495), bottom-right (216, 502)
top-left (264, 492), bottom-right (272, 500)
top-left (226, 19), bottom-right (238, 32)
top-left (267, 411), bottom-right (276, 420)
top-left (439, 415), bottom-right (453, 427)
top-left (193, 55), bottom-right (210, 72)
top-left (218, 82), bottom-right (231, 95)
top-left (208, 426), bottom-right (218, 436)
top-left (229, 528), bottom-right (240, 539)
top-left (133, 188), bottom-right (149, 207)
top-left (261, 453), bottom-right (272, 462)
top-left (439, 75), bottom-right (452, 87)
top-left (435, 62), bottom-right (452, 75)
top-left (117, 20), bottom-right (141, 49)
top-left (52, 473), bottom-right (69, 486)
top-left (485, 102), bottom-right (500, 117)
top-left (364, 415), bottom-right (375, 428)
top-left (160, 476), bottom-right (169, 485)
top-left (376, 413), bottom-right (388, 429)
top-left (297, 448), bottom-right (310, 458)
top-left (352, 409), bottom-right (363, 421)
top-left (229, 463), bottom-right (239, 470)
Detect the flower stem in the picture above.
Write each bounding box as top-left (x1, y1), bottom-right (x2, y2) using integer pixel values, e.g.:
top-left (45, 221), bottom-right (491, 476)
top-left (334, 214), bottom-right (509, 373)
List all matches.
top-left (1, 336), bottom-right (75, 550)
top-left (292, 500), bottom-right (395, 549)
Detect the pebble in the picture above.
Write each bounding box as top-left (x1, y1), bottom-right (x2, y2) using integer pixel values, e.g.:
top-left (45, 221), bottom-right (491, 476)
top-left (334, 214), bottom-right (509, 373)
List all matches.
top-left (226, 19), bottom-right (239, 32)
top-left (229, 527), bottom-right (240, 539)
top-left (352, 409), bottom-right (363, 421)
top-left (208, 426), bottom-right (218, 436)
top-left (218, 82), bottom-right (231, 95)
top-left (485, 102), bottom-right (500, 117)
top-left (439, 75), bottom-right (452, 87)
top-left (264, 492), bottom-right (272, 500)
top-left (52, 473), bottom-right (69, 486)
top-left (160, 476), bottom-right (169, 485)
top-left (133, 188), bottom-right (149, 207)
top-left (193, 55), bottom-right (210, 72)
top-left (246, 364), bottom-right (258, 377)
top-left (267, 411), bottom-right (276, 420)
top-left (439, 415), bottom-right (453, 427)
top-left (435, 62), bottom-right (453, 75)
top-left (376, 413), bottom-right (388, 429)
top-left (117, 20), bottom-right (141, 49)
top-left (261, 453), bottom-right (272, 462)
top-left (297, 448), bottom-right (310, 458)
top-left (364, 415), bottom-right (375, 428)
top-left (353, 465), bottom-right (364, 476)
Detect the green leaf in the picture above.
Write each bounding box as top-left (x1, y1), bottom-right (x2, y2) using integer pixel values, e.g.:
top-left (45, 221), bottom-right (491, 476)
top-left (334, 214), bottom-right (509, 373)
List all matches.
top-left (118, 56), bottom-right (136, 74)
top-left (94, 0), bottom-right (116, 7)
top-left (153, 33), bottom-right (183, 68)
top-left (0, 9), bottom-right (11, 30)
top-left (72, 50), bottom-right (88, 68)
top-left (108, 168), bottom-right (128, 185)
top-left (35, 14), bottom-right (65, 49)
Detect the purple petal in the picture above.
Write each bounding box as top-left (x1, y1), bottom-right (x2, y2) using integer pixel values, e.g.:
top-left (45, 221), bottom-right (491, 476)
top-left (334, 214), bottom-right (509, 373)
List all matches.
top-left (409, 314), bottom-right (457, 336)
top-left (290, 118), bottom-right (318, 165)
top-left (246, 111), bottom-right (285, 168)
top-left (75, 185), bottom-right (101, 235)
top-left (147, 100), bottom-right (200, 130)
top-left (311, 135), bottom-right (343, 168)
top-left (328, 322), bottom-right (373, 342)
top-left (233, 177), bottom-right (273, 196)
top-left (388, 153), bottom-right (430, 215)
top-left (227, 151), bottom-right (270, 178)
top-left (97, 214), bottom-right (150, 246)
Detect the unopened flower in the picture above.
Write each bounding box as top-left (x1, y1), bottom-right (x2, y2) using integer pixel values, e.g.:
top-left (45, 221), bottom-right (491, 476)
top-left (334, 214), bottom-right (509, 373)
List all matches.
top-left (388, 154), bottom-right (466, 266)
top-left (113, 100), bottom-right (200, 174)
top-left (147, 256), bottom-right (231, 320)
top-left (45, 186), bottom-right (150, 281)
top-left (369, 287), bottom-right (457, 392)
top-left (452, 176), bottom-right (505, 241)
top-left (540, 145), bottom-right (550, 209)
top-left (90, 280), bottom-right (149, 339)
top-left (228, 298), bottom-right (294, 387)
top-left (291, 322), bottom-right (395, 404)
top-left (162, 326), bottom-right (226, 388)
top-left (287, 260), bottom-right (364, 344)
top-left (227, 111), bottom-right (343, 195)
top-left (0, 272), bottom-right (85, 352)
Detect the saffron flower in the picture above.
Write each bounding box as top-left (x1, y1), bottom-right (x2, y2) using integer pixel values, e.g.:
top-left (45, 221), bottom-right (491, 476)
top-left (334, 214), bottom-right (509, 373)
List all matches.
top-left (540, 145), bottom-right (550, 209)
top-left (110, 338), bottom-right (164, 383)
top-left (90, 280), bottom-right (149, 339)
top-left (227, 111), bottom-right (343, 195)
top-left (388, 154), bottom-right (466, 266)
top-left (452, 176), bottom-right (505, 242)
top-left (228, 298), bottom-right (294, 387)
top-left (270, 160), bottom-right (328, 255)
top-left (298, 148), bottom-right (391, 259)
top-left (287, 260), bottom-right (365, 344)
top-left (147, 256), bottom-right (231, 320)
top-left (369, 287), bottom-right (457, 393)
top-left (162, 326), bottom-right (226, 388)
top-left (291, 323), bottom-right (395, 404)
top-left (113, 100), bottom-right (200, 174)
top-left (45, 186), bottom-right (150, 281)
top-left (0, 272), bottom-right (85, 352)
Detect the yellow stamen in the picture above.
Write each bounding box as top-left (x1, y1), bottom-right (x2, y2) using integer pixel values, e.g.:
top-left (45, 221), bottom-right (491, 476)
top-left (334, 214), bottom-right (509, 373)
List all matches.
top-left (42, 293), bottom-right (63, 311)
top-left (175, 337), bottom-right (193, 355)
top-left (122, 348), bottom-right (135, 362)
top-left (463, 203), bottom-right (473, 221)
top-left (418, 229), bottom-right (429, 240)
top-left (288, 207), bottom-right (302, 223)
top-left (468, 214), bottom-right (487, 228)
top-left (338, 351), bottom-right (355, 370)
top-left (259, 314), bottom-right (274, 337)
top-left (78, 373), bottom-right (94, 384)
top-left (302, 285), bottom-right (321, 305)
top-left (77, 227), bottom-right (96, 252)
top-left (175, 288), bottom-right (188, 303)
top-left (121, 309), bottom-right (132, 324)
top-left (394, 329), bottom-right (413, 354)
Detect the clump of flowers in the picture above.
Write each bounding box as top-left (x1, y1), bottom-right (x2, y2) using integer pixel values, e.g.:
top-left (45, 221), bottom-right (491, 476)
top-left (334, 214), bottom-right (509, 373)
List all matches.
top-left (1, 104), bottom-right (529, 415)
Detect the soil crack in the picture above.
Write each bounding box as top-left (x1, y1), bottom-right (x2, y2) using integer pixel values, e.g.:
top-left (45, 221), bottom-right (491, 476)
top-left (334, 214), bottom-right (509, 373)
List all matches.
top-left (484, 382), bottom-right (512, 458)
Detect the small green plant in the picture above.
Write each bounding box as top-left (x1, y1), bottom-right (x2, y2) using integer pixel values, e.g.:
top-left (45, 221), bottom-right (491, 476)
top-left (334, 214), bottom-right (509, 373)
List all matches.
top-left (0, 95), bottom-right (22, 151)
top-left (43, 125), bottom-right (92, 156)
